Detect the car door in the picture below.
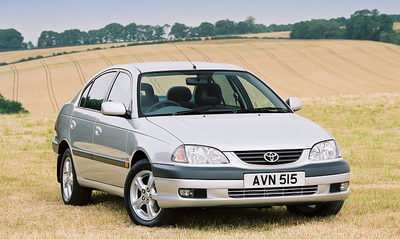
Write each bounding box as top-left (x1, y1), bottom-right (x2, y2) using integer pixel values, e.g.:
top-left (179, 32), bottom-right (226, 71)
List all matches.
top-left (92, 71), bottom-right (132, 187)
top-left (70, 71), bottom-right (117, 180)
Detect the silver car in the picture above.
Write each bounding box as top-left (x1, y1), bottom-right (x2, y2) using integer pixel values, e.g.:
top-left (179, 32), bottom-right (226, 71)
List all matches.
top-left (52, 61), bottom-right (350, 227)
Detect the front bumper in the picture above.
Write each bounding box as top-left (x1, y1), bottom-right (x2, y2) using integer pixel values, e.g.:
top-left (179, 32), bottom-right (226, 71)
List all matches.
top-left (153, 161), bottom-right (350, 208)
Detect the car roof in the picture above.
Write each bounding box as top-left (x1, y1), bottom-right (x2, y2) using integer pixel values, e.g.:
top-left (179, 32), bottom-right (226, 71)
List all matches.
top-left (111, 61), bottom-right (247, 73)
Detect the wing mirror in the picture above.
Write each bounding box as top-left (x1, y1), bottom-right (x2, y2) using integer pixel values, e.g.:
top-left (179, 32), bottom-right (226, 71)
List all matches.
top-left (286, 97), bottom-right (302, 111)
top-left (101, 102), bottom-right (129, 117)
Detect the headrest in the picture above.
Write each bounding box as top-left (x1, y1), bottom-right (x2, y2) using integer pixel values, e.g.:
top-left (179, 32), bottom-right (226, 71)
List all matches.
top-left (167, 86), bottom-right (192, 102)
top-left (140, 83), bottom-right (155, 97)
top-left (194, 83), bottom-right (222, 106)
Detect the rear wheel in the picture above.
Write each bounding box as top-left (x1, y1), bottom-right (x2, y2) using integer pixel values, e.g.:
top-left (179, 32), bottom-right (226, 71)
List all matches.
top-left (286, 201), bottom-right (344, 217)
top-left (60, 149), bottom-right (92, 206)
top-left (124, 159), bottom-right (173, 227)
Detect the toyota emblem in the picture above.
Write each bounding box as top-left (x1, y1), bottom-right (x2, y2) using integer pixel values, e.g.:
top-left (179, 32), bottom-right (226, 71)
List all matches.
top-left (264, 152), bottom-right (279, 163)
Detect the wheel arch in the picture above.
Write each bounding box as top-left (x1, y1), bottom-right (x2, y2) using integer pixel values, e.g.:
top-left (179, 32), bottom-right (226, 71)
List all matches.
top-left (56, 140), bottom-right (71, 183)
top-left (130, 150), bottom-right (149, 168)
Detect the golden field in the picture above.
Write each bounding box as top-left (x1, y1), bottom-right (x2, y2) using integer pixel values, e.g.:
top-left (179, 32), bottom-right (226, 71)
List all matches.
top-left (1, 38), bottom-right (400, 113)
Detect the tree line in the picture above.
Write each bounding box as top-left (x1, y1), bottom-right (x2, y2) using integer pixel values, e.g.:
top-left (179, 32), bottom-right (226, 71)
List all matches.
top-left (0, 16), bottom-right (291, 50)
top-left (290, 9), bottom-right (400, 44)
top-left (1, 10), bottom-right (400, 51)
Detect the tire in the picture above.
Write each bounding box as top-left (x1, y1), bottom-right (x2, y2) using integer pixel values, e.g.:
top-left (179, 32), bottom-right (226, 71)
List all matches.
top-left (124, 159), bottom-right (173, 227)
top-left (60, 149), bottom-right (92, 206)
top-left (286, 201), bottom-right (344, 217)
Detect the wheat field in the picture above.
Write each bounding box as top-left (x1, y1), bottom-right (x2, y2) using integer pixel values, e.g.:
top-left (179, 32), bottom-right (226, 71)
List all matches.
top-left (1, 39), bottom-right (400, 112)
top-left (1, 38), bottom-right (400, 238)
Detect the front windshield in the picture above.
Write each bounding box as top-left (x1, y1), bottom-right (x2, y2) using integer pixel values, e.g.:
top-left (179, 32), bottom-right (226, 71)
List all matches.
top-left (138, 70), bottom-right (290, 116)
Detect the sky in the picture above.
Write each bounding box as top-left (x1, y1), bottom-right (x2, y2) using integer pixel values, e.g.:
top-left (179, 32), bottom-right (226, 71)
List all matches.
top-left (1, 0), bottom-right (399, 44)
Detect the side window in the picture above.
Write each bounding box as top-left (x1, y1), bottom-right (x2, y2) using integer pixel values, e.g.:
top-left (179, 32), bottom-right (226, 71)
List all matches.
top-left (81, 72), bottom-right (116, 111)
top-left (108, 72), bottom-right (132, 109)
top-left (79, 82), bottom-right (92, 107)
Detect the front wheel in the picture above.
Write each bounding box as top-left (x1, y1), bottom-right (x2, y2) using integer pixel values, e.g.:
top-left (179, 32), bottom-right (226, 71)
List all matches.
top-left (124, 159), bottom-right (173, 227)
top-left (286, 201), bottom-right (344, 217)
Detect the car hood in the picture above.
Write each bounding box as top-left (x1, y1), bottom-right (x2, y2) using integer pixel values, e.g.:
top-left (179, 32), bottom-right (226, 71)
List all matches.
top-left (147, 113), bottom-right (332, 151)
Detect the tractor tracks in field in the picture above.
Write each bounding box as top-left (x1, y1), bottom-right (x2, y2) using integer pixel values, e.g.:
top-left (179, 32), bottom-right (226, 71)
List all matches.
top-left (188, 47), bottom-right (212, 62)
top-left (66, 55), bottom-right (85, 86)
top-left (383, 45), bottom-right (400, 57)
top-left (125, 48), bottom-right (143, 62)
top-left (40, 60), bottom-right (59, 112)
top-left (221, 45), bottom-right (297, 96)
top-left (95, 51), bottom-right (113, 66)
top-left (249, 43), bottom-right (341, 94)
top-left (10, 65), bottom-right (19, 101)
top-left (155, 46), bottom-right (178, 61)
top-left (339, 42), bottom-right (400, 68)
top-left (276, 43), bottom-right (379, 91)
top-left (320, 45), bottom-right (397, 83)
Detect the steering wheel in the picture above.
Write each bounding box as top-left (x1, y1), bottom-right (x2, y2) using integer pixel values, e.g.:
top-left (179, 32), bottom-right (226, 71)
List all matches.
top-left (147, 100), bottom-right (180, 112)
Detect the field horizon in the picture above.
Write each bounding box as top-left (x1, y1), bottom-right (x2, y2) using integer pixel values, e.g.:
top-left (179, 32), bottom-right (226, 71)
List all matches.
top-left (1, 37), bottom-right (400, 113)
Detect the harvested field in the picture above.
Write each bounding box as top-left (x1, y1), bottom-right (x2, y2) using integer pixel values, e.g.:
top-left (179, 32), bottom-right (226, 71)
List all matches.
top-left (1, 39), bottom-right (400, 113)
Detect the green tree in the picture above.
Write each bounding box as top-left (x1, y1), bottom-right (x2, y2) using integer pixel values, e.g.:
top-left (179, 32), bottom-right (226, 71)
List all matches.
top-left (237, 21), bottom-right (250, 34)
top-left (215, 19), bottom-right (236, 35)
top-left (136, 25), bottom-right (155, 40)
top-left (0, 28), bottom-right (24, 49)
top-left (37, 30), bottom-right (59, 47)
top-left (102, 23), bottom-right (125, 42)
top-left (170, 23), bottom-right (189, 38)
top-left (346, 9), bottom-right (393, 41)
top-left (88, 29), bottom-right (103, 44)
top-left (125, 23), bottom-right (138, 41)
top-left (197, 22), bottom-right (216, 37)
top-left (153, 24), bottom-right (168, 39)
top-left (59, 29), bottom-right (87, 46)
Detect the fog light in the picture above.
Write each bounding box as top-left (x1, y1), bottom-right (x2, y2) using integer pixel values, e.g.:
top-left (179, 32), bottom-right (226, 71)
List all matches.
top-left (179, 188), bottom-right (194, 198)
top-left (340, 182), bottom-right (349, 191)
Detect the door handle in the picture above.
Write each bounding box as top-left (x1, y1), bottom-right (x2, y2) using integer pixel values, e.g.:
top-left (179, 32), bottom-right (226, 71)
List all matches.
top-left (95, 126), bottom-right (102, 136)
top-left (70, 120), bottom-right (76, 130)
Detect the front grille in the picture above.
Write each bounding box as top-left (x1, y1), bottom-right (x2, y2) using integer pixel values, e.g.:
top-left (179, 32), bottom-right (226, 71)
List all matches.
top-left (235, 149), bottom-right (303, 165)
top-left (228, 185), bottom-right (318, 198)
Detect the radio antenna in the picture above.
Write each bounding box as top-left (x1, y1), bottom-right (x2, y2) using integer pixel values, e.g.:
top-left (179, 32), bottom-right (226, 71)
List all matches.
top-left (172, 43), bottom-right (196, 69)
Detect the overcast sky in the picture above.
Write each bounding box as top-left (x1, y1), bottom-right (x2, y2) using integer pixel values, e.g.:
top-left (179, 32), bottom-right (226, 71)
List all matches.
top-left (1, 0), bottom-right (399, 44)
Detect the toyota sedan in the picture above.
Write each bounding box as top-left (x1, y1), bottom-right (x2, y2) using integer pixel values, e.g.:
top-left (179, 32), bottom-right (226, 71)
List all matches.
top-left (52, 61), bottom-right (350, 227)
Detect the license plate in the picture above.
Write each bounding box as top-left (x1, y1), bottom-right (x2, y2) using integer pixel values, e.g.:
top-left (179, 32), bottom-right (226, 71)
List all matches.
top-left (244, 172), bottom-right (305, 188)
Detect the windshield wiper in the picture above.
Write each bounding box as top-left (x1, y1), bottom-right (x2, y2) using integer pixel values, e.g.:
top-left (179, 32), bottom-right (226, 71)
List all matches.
top-left (174, 106), bottom-right (235, 115)
top-left (234, 107), bottom-right (290, 113)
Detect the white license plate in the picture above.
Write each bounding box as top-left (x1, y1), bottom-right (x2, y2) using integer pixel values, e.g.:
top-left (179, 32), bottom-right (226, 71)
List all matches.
top-left (244, 172), bottom-right (305, 188)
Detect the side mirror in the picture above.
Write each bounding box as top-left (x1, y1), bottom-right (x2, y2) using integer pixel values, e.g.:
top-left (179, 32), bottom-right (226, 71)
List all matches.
top-left (101, 102), bottom-right (127, 116)
top-left (286, 97), bottom-right (302, 111)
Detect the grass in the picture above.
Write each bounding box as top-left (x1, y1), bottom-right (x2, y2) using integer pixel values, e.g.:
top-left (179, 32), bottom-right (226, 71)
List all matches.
top-left (1, 93), bottom-right (399, 238)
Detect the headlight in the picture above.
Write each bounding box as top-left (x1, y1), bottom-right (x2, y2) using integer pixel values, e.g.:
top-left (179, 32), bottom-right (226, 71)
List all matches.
top-left (309, 140), bottom-right (342, 161)
top-left (172, 145), bottom-right (229, 164)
